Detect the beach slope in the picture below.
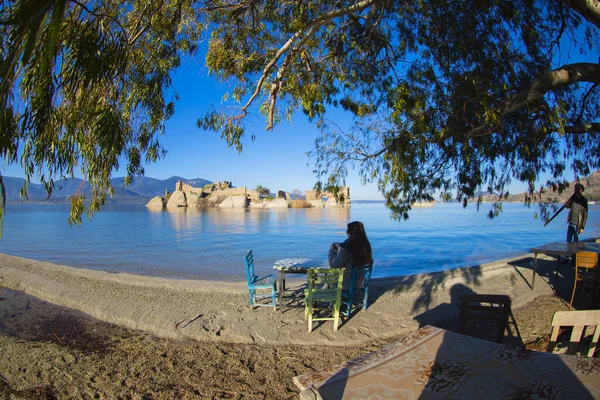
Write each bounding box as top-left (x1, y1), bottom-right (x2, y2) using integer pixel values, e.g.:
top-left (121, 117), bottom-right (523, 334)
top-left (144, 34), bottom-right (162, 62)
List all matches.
top-left (0, 252), bottom-right (556, 346)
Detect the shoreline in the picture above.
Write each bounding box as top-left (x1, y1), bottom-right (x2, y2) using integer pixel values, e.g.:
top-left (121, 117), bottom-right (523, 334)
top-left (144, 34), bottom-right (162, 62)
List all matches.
top-left (0, 245), bottom-right (547, 283)
top-left (0, 251), bottom-right (563, 346)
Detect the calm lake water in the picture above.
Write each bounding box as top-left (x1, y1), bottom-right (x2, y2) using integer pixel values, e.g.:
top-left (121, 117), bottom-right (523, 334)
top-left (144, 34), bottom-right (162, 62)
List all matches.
top-left (1, 202), bottom-right (599, 281)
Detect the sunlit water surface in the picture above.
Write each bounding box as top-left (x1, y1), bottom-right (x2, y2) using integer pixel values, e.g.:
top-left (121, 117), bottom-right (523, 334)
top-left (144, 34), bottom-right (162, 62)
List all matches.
top-left (2, 202), bottom-right (599, 281)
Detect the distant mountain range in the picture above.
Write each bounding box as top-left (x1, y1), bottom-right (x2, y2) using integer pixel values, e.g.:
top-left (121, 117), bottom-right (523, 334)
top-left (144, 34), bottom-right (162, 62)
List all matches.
top-left (2, 176), bottom-right (212, 204)
top-left (4, 171), bottom-right (600, 205)
top-left (478, 171), bottom-right (600, 203)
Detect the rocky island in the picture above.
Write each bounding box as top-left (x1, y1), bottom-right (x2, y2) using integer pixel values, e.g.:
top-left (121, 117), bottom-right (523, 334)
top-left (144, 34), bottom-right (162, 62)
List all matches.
top-left (146, 180), bottom-right (351, 209)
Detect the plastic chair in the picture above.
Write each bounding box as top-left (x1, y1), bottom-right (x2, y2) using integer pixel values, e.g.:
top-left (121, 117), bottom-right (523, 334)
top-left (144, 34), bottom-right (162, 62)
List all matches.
top-left (244, 250), bottom-right (277, 309)
top-left (569, 251), bottom-right (598, 310)
top-left (305, 268), bottom-right (344, 332)
top-left (342, 263), bottom-right (373, 317)
top-left (547, 310), bottom-right (600, 357)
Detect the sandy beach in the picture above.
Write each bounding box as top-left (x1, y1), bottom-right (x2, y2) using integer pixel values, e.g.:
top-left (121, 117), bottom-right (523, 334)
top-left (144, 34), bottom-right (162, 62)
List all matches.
top-left (0, 252), bottom-right (585, 398)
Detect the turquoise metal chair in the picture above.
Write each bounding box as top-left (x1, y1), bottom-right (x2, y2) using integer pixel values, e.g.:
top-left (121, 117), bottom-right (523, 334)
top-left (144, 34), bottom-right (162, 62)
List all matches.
top-left (342, 263), bottom-right (373, 317)
top-left (244, 250), bottom-right (277, 309)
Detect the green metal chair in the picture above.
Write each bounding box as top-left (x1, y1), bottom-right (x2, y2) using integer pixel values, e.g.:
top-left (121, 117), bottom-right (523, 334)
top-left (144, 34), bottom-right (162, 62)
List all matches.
top-left (244, 250), bottom-right (277, 309)
top-left (342, 263), bottom-right (373, 317)
top-left (304, 268), bottom-right (344, 332)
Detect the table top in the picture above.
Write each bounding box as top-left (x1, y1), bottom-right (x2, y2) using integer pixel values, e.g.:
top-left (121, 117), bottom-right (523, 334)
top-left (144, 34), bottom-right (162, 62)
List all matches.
top-left (294, 325), bottom-right (600, 399)
top-left (530, 241), bottom-right (600, 257)
top-left (273, 258), bottom-right (326, 272)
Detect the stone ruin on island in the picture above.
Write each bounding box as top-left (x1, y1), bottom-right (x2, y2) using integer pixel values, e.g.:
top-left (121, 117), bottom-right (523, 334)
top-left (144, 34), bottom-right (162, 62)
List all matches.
top-left (146, 180), bottom-right (351, 209)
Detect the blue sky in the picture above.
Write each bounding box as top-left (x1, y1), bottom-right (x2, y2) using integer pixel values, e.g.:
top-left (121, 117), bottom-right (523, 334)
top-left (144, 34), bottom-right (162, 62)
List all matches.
top-left (143, 56), bottom-right (384, 198)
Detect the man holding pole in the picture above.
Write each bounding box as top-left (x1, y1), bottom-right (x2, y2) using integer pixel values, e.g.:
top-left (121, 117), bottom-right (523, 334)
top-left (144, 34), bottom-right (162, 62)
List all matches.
top-left (565, 183), bottom-right (588, 243)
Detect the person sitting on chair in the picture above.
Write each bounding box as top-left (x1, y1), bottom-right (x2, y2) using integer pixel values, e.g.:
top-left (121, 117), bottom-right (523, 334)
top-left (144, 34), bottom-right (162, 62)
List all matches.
top-left (328, 221), bottom-right (373, 291)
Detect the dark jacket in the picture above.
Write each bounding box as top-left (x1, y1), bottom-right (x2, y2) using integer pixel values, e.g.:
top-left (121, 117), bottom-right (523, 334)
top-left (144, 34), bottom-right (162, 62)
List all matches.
top-left (566, 194), bottom-right (588, 232)
top-left (328, 240), bottom-right (365, 291)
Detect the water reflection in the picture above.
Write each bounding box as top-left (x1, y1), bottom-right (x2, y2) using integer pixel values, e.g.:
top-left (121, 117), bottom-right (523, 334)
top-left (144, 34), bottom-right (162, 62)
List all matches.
top-left (162, 208), bottom-right (202, 243)
top-left (304, 207), bottom-right (351, 227)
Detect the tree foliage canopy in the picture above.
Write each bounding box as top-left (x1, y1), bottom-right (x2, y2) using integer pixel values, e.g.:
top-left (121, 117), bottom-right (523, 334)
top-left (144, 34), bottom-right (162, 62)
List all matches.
top-left (1, 0), bottom-right (600, 227)
top-left (1, 0), bottom-right (202, 224)
top-left (198, 0), bottom-right (600, 220)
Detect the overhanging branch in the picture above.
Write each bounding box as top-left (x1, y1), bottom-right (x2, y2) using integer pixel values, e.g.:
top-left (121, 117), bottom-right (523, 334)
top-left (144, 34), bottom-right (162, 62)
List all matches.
top-left (464, 62), bottom-right (600, 137)
top-left (499, 63), bottom-right (600, 115)
top-left (564, 123), bottom-right (600, 132)
top-left (238, 0), bottom-right (383, 129)
top-left (559, 0), bottom-right (600, 30)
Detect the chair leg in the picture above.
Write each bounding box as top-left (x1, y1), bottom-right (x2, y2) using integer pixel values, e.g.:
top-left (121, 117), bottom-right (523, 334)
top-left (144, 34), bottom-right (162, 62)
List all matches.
top-left (271, 285), bottom-right (277, 309)
top-left (333, 301), bottom-right (340, 332)
top-left (344, 288), bottom-right (354, 317)
top-left (248, 289), bottom-right (254, 307)
top-left (363, 287), bottom-right (369, 311)
top-left (570, 281), bottom-right (577, 310)
top-left (307, 299), bottom-right (313, 332)
top-left (496, 322), bottom-right (506, 343)
top-left (345, 296), bottom-right (353, 317)
top-left (459, 310), bottom-right (467, 334)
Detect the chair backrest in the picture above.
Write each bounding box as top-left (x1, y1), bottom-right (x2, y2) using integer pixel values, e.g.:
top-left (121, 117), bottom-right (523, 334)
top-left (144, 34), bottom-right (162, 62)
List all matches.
top-left (307, 268), bottom-right (344, 292)
top-left (362, 263), bottom-right (373, 288)
top-left (459, 294), bottom-right (511, 343)
top-left (244, 250), bottom-right (255, 284)
top-left (350, 263), bottom-right (373, 290)
top-left (548, 310), bottom-right (600, 357)
top-left (576, 251), bottom-right (598, 272)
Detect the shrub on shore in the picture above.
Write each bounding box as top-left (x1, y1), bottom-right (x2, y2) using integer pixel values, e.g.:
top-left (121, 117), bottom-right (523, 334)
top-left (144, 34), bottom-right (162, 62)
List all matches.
top-left (290, 200), bottom-right (310, 208)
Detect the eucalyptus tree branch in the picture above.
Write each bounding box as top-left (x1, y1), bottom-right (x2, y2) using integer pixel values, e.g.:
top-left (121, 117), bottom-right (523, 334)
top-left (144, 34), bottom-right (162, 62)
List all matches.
top-left (576, 83), bottom-right (598, 121)
top-left (67, 0), bottom-right (127, 39)
top-left (237, 0), bottom-right (383, 128)
top-left (266, 50), bottom-right (293, 129)
top-left (128, 3), bottom-right (152, 46)
top-left (200, 0), bottom-right (253, 12)
top-left (462, 62), bottom-right (600, 138)
top-left (564, 123), bottom-right (600, 132)
top-left (548, 5), bottom-right (567, 56)
top-left (128, 24), bottom-right (149, 45)
top-left (559, 0), bottom-right (600, 29)
top-left (353, 136), bottom-right (398, 160)
top-left (499, 63), bottom-right (600, 114)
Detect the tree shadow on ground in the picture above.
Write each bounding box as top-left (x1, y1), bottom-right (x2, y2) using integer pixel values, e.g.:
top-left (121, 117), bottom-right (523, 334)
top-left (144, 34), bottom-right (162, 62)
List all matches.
top-left (364, 251), bottom-right (596, 319)
top-left (508, 255), bottom-right (598, 311)
top-left (366, 263), bottom-right (485, 314)
top-left (0, 288), bottom-right (129, 355)
top-left (413, 283), bottom-right (524, 347)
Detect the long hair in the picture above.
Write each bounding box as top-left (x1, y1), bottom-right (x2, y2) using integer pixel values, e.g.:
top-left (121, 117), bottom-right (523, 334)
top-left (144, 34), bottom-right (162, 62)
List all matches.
top-left (347, 221), bottom-right (372, 265)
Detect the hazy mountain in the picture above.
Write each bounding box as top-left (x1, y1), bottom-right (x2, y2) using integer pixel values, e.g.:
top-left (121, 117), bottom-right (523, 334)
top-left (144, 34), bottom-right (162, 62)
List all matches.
top-left (2, 176), bottom-right (212, 204)
top-left (479, 171), bottom-right (600, 203)
top-left (1, 177), bottom-right (51, 201)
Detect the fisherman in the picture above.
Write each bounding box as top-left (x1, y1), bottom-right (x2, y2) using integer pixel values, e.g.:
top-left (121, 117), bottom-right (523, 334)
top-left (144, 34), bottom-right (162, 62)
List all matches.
top-left (565, 183), bottom-right (588, 243)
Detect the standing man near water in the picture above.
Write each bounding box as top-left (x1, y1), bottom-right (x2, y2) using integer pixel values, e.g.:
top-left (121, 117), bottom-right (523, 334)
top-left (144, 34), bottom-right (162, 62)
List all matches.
top-left (566, 183), bottom-right (588, 243)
